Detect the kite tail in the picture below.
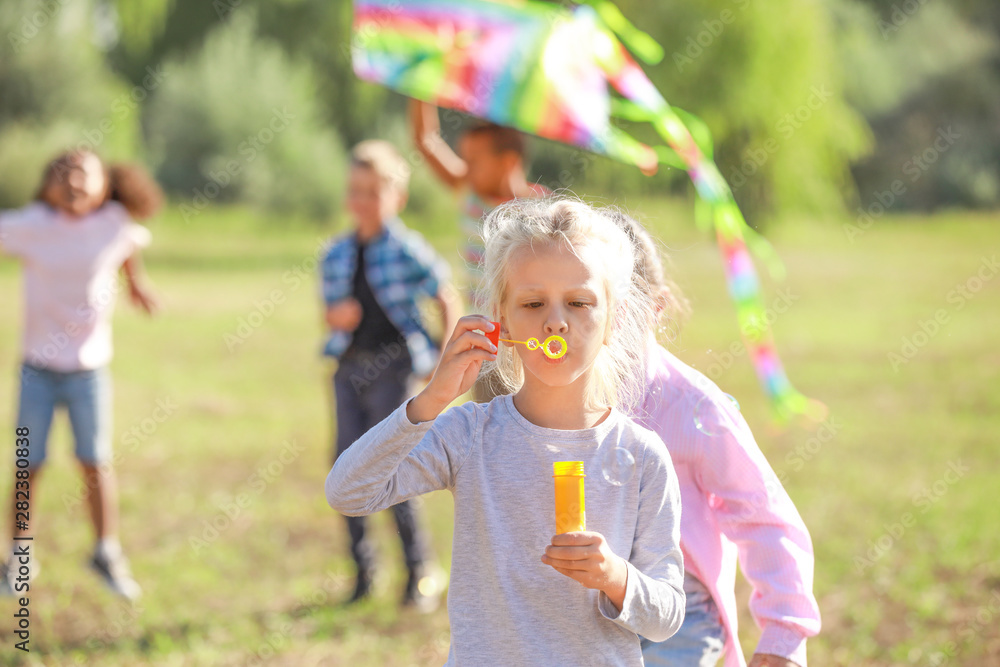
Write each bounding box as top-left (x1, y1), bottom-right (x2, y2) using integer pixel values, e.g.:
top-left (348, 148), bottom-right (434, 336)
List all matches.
top-left (598, 35), bottom-right (820, 422)
top-left (651, 111), bottom-right (826, 424)
top-left (713, 203), bottom-right (827, 423)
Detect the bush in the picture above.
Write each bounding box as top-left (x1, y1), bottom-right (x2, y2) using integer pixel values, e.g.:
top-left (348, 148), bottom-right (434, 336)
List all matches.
top-left (145, 11), bottom-right (345, 221)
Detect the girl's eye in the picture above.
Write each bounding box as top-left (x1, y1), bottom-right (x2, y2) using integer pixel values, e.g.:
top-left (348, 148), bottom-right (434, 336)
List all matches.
top-left (523, 301), bottom-right (543, 308)
top-left (569, 301), bottom-right (590, 308)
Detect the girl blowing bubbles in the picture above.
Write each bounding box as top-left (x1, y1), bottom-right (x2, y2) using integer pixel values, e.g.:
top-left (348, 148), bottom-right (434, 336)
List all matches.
top-left (327, 198), bottom-right (685, 665)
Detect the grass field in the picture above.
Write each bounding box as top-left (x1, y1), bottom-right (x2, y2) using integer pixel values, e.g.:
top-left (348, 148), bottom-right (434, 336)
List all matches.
top-left (0, 198), bottom-right (998, 666)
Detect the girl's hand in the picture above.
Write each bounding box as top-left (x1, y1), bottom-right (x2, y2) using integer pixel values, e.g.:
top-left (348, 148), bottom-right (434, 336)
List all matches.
top-left (748, 656), bottom-right (801, 667)
top-left (541, 531), bottom-right (629, 612)
top-left (406, 316), bottom-right (496, 423)
top-left (128, 282), bottom-right (160, 315)
top-left (326, 298), bottom-right (363, 332)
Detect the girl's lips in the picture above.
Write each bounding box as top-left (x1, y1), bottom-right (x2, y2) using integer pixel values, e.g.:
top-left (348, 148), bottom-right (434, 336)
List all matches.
top-left (544, 352), bottom-right (566, 364)
top-left (541, 337), bottom-right (568, 363)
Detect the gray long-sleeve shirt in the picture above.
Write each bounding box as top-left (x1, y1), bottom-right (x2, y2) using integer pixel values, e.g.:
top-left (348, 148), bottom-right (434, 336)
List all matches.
top-left (326, 394), bottom-right (685, 666)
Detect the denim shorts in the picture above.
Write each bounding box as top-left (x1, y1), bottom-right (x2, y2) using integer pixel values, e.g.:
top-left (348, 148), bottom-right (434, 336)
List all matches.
top-left (15, 363), bottom-right (112, 468)
top-left (641, 573), bottom-right (727, 667)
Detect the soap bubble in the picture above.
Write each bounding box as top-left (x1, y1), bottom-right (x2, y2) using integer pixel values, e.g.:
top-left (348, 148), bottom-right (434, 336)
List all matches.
top-left (601, 447), bottom-right (636, 486)
top-left (693, 396), bottom-right (721, 436)
top-left (724, 393), bottom-right (740, 412)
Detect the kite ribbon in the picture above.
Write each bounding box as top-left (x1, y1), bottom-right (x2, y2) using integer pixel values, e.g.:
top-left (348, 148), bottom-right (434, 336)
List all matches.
top-left (603, 41), bottom-right (825, 421)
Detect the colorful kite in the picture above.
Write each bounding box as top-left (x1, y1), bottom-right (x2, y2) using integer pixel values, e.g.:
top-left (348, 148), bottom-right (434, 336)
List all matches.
top-left (352, 0), bottom-right (826, 423)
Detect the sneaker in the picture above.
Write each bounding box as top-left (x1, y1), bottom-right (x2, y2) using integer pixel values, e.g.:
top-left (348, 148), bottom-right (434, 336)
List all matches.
top-left (0, 556), bottom-right (39, 596)
top-left (402, 564), bottom-right (443, 614)
top-left (90, 549), bottom-right (142, 600)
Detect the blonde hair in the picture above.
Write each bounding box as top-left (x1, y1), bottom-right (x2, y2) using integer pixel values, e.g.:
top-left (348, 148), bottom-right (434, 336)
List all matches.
top-left (351, 140), bottom-right (410, 193)
top-left (609, 212), bottom-right (690, 341)
top-left (479, 197), bottom-right (654, 411)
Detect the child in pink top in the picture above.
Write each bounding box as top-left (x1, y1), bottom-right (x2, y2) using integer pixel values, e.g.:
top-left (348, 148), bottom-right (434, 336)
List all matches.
top-left (615, 213), bottom-right (821, 667)
top-left (0, 151), bottom-right (161, 600)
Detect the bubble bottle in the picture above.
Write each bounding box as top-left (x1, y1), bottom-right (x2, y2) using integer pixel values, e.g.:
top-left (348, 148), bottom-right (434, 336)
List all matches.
top-left (553, 461), bottom-right (586, 534)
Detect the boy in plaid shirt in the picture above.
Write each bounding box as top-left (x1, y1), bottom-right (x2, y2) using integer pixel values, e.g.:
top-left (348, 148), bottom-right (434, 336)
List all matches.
top-left (321, 140), bottom-right (458, 610)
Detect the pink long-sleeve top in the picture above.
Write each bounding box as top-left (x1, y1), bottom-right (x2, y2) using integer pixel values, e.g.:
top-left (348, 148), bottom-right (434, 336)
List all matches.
top-left (633, 342), bottom-right (821, 667)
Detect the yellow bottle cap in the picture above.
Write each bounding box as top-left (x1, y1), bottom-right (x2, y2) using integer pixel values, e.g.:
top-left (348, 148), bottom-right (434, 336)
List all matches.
top-left (553, 461), bottom-right (585, 477)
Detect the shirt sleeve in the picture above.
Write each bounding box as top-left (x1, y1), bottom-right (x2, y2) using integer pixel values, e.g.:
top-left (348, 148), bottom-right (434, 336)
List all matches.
top-left (694, 397), bottom-right (822, 666)
top-left (597, 435), bottom-right (686, 643)
top-left (320, 242), bottom-right (346, 306)
top-left (325, 400), bottom-right (478, 516)
top-left (406, 233), bottom-right (450, 298)
top-left (0, 207), bottom-right (32, 256)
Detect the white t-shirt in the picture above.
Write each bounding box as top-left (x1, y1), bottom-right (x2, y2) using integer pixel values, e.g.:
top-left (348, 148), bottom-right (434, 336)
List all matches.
top-left (0, 201), bottom-right (151, 372)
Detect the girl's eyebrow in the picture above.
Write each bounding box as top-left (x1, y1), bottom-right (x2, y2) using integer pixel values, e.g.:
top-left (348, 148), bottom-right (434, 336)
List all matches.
top-left (509, 284), bottom-right (600, 297)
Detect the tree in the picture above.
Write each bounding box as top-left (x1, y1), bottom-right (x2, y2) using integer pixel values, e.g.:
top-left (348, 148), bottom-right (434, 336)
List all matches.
top-left (144, 10), bottom-right (346, 220)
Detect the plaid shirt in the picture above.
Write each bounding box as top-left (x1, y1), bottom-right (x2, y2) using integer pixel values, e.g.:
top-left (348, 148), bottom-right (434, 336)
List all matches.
top-left (321, 218), bottom-right (449, 376)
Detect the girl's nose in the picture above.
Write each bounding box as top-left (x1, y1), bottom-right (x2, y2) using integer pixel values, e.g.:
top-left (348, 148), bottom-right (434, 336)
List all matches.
top-left (543, 308), bottom-right (569, 335)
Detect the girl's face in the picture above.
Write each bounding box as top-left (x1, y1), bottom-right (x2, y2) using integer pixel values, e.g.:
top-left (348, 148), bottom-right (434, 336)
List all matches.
top-left (43, 153), bottom-right (108, 218)
top-left (500, 240), bottom-right (610, 390)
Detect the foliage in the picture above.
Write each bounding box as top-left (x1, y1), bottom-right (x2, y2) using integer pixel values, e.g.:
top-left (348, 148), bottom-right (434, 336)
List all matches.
top-left (144, 11), bottom-right (346, 221)
top-left (109, 0), bottom-right (175, 55)
top-left (1, 0), bottom-right (998, 219)
top-left (0, 0), bottom-right (143, 208)
top-left (840, 0), bottom-right (1000, 210)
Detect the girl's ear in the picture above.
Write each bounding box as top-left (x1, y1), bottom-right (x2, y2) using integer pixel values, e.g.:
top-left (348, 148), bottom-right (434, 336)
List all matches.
top-left (495, 315), bottom-right (514, 347)
top-left (498, 317), bottom-right (510, 341)
top-left (492, 302), bottom-right (507, 335)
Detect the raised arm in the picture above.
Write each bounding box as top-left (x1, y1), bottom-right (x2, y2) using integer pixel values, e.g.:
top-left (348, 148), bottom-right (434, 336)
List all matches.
top-left (327, 315), bottom-right (495, 514)
top-left (326, 394), bottom-right (480, 515)
top-left (409, 98), bottom-right (468, 191)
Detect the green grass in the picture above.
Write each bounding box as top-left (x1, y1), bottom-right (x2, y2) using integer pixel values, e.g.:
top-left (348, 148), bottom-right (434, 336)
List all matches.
top-left (0, 200), bottom-right (998, 666)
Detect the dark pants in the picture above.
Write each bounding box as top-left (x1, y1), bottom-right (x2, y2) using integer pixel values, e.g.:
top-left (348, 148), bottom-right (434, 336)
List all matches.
top-left (333, 349), bottom-right (428, 577)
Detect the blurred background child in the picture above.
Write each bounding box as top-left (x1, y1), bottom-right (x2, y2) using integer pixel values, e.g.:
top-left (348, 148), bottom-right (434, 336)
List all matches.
top-left (0, 150), bottom-right (162, 600)
top-left (616, 213), bottom-right (821, 667)
top-left (321, 140), bottom-right (458, 611)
